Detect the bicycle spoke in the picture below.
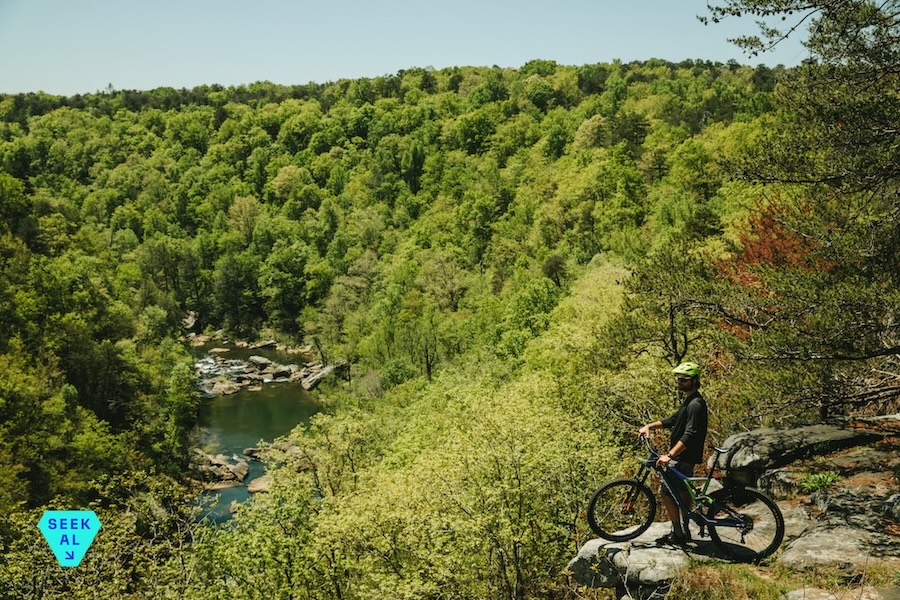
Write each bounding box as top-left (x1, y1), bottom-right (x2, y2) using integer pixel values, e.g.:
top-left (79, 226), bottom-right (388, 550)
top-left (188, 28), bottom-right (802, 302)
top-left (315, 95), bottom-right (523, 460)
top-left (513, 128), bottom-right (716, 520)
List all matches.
top-left (707, 487), bottom-right (784, 562)
top-left (588, 479), bottom-right (656, 541)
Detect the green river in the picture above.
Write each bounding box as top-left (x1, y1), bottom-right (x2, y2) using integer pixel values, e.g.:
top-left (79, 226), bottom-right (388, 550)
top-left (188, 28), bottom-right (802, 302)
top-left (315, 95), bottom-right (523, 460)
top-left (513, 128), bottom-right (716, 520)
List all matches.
top-left (193, 343), bottom-right (321, 522)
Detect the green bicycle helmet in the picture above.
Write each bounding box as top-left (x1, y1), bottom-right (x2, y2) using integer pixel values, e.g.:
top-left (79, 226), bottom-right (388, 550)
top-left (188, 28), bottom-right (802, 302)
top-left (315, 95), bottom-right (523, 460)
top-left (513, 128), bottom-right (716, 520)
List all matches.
top-left (672, 361), bottom-right (701, 379)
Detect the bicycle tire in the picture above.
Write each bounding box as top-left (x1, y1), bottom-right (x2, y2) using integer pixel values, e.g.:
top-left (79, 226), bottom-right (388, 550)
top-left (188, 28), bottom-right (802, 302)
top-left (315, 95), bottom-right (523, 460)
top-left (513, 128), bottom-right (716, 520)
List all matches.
top-left (706, 486), bottom-right (784, 562)
top-left (587, 478), bottom-right (657, 541)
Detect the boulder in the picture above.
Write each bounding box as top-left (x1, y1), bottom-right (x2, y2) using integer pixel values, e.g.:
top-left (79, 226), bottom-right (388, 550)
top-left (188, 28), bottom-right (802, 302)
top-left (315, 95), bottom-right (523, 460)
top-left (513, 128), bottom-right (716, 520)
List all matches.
top-left (776, 524), bottom-right (894, 572)
top-left (195, 348), bottom-right (311, 398)
top-left (228, 460), bottom-right (250, 482)
top-left (270, 365), bottom-right (292, 379)
top-left (249, 355), bottom-right (273, 367)
top-left (277, 344), bottom-right (316, 359)
top-left (567, 523), bottom-right (718, 594)
top-left (885, 493), bottom-right (900, 522)
top-left (570, 499), bottom-right (814, 594)
top-left (811, 486), bottom-right (893, 531)
top-left (182, 311), bottom-right (198, 330)
top-left (243, 447), bottom-right (263, 460)
top-left (250, 339), bottom-right (277, 349)
top-left (567, 538), bottom-right (624, 589)
top-left (209, 454), bottom-right (231, 466)
top-left (211, 381), bottom-right (241, 395)
top-left (711, 423), bottom-right (886, 486)
top-left (212, 465), bottom-right (236, 481)
top-left (247, 475), bottom-right (271, 493)
top-left (301, 363), bottom-right (346, 390)
top-left (778, 501), bottom-right (814, 541)
top-left (190, 334), bottom-right (211, 347)
top-left (191, 448), bottom-right (213, 466)
top-left (758, 469), bottom-right (807, 499)
top-left (193, 465), bottom-right (219, 481)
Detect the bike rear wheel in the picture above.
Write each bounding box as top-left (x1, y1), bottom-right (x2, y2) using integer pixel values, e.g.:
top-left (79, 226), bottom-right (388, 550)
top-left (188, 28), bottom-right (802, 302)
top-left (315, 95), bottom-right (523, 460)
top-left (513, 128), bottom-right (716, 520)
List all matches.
top-left (706, 487), bottom-right (784, 562)
top-left (587, 478), bottom-right (656, 541)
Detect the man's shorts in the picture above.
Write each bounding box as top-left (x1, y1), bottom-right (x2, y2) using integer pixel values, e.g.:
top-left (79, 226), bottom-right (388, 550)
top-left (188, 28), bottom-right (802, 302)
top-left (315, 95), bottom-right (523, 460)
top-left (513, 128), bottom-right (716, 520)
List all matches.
top-left (659, 461), bottom-right (695, 498)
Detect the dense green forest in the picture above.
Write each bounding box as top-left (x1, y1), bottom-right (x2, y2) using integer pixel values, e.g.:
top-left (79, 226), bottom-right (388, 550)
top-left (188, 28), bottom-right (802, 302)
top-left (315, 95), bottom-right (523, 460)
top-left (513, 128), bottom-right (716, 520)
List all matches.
top-left (1, 1), bottom-right (897, 597)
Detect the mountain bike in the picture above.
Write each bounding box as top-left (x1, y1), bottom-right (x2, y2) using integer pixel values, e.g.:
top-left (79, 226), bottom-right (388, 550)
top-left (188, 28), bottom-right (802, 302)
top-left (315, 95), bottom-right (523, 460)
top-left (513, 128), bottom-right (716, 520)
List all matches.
top-left (586, 434), bottom-right (784, 563)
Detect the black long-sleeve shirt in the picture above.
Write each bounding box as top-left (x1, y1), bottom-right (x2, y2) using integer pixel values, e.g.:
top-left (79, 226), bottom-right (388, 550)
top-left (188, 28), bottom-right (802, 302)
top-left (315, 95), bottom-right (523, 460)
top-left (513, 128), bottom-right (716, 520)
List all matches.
top-left (660, 391), bottom-right (708, 464)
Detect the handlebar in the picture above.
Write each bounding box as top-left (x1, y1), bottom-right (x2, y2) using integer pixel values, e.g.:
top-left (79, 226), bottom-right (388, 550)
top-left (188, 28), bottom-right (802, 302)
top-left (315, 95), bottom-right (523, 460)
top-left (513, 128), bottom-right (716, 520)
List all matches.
top-left (638, 433), bottom-right (661, 457)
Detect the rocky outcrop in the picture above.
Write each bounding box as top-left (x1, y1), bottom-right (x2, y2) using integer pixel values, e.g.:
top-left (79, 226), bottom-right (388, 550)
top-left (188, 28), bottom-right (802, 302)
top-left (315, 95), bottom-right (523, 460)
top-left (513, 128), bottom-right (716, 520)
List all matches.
top-left (210, 380), bottom-right (241, 395)
top-left (187, 332), bottom-right (342, 394)
top-left (568, 523), bottom-right (710, 599)
top-left (247, 475), bottom-right (271, 493)
top-left (568, 416), bottom-right (900, 598)
top-left (301, 363), bottom-right (343, 390)
top-left (190, 444), bottom-right (310, 493)
top-left (190, 449), bottom-right (258, 490)
top-left (194, 351), bottom-right (344, 395)
top-left (709, 422), bottom-right (887, 486)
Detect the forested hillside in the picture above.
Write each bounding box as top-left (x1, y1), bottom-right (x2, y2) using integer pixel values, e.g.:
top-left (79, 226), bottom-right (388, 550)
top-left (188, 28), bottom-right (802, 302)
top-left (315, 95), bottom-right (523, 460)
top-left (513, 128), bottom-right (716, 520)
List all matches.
top-left (0, 1), bottom-right (897, 596)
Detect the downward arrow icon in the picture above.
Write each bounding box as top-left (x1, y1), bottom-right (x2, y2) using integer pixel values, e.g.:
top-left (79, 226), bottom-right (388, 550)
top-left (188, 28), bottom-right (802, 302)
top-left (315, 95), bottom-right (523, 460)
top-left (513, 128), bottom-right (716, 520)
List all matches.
top-left (65, 551), bottom-right (75, 560)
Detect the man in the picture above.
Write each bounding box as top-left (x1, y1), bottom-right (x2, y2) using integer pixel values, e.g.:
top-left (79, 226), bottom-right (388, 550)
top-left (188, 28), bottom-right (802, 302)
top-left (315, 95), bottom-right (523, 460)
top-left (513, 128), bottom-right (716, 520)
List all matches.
top-left (638, 361), bottom-right (708, 545)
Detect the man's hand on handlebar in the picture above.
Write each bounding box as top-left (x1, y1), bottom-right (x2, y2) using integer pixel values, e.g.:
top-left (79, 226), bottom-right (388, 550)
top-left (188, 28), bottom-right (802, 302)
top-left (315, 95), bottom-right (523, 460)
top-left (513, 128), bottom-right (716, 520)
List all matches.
top-left (637, 426), bottom-right (672, 468)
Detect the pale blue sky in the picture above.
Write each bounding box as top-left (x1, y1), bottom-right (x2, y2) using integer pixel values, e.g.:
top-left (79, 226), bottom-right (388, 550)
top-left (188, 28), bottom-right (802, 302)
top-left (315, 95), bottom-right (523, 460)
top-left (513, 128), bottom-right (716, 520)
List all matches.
top-left (0, 0), bottom-right (810, 96)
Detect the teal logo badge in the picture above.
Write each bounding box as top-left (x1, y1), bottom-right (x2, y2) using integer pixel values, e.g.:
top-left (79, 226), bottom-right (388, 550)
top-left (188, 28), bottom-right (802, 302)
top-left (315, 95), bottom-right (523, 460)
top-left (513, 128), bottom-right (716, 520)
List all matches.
top-left (38, 510), bottom-right (102, 567)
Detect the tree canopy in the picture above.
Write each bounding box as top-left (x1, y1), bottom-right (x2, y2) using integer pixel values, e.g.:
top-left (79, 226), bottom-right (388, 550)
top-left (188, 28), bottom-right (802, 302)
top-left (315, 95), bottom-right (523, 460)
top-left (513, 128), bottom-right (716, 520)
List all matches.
top-left (0, 23), bottom-right (896, 593)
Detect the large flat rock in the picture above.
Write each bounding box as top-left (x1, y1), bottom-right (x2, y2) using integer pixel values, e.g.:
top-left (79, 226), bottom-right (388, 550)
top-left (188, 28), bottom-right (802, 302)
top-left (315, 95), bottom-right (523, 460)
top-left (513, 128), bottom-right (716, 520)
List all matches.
top-left (778, 524), bottom-right (900, 572)
top-left (710, 423), bottom-right (890, 484)
top-left (568, 523), bottom-right (720, 589)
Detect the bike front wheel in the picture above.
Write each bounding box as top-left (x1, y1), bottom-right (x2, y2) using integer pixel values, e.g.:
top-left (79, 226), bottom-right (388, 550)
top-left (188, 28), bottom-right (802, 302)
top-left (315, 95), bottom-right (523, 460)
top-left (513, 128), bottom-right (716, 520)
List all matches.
top-left (706, 487), bottom-right (785, 562)
top-left (587, 478), bottom-right (657, 541)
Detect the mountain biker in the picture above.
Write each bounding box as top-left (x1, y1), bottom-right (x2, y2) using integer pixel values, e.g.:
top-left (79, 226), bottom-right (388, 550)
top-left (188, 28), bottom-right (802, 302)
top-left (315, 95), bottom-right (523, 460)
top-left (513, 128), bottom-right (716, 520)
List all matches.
top-left (637, 361), bottom-right (708, 545)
